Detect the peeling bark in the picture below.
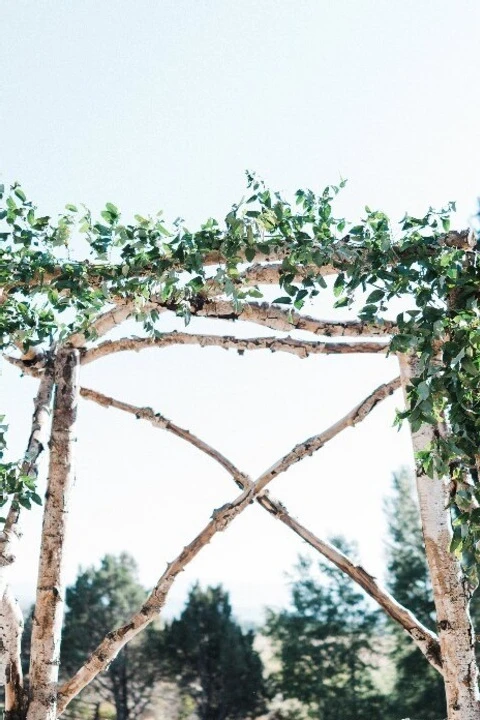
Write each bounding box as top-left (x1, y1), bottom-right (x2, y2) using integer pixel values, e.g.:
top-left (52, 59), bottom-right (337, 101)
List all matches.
top-left (399, 354), bottom-right (480, 720)
top-left (27, 349), bottom-right (80, 720)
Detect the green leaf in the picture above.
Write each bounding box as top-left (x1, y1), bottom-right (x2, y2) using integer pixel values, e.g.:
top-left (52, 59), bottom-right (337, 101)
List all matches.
top-left (417, 381), bottom-right (430, 401)
top-left (450, 529), bottom-right (463, 555)
top-left (106, 202), bottom-right (119, 215)
top-left (272, 297), bottom-right (292, 305)
top-left (100, 210), bottom-right (114, 224)
top-left (333, 274), bottom-right (345, 297)
top-left (14, 187), bottom-right (26, 202)
top-left (366, 289), bottom-right (384, 303)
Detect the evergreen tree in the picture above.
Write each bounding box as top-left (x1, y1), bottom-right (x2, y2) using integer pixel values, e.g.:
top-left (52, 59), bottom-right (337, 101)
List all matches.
top-left (61, 554), bottom-right (162, 720)
top-left (265, 538), bottom-right (387, 720)
top-left (385, 468), bottom-right (446, 720)
top-left (163, 584), bottom-right (267, 720)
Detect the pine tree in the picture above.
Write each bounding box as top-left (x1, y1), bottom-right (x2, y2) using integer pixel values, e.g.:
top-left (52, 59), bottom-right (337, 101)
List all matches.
top-left (162, 584), bottom-right (267, 720)
top-left (265, 538), bottom-right (387, 720)
top-left (61, 554), bottom-right (161, 720)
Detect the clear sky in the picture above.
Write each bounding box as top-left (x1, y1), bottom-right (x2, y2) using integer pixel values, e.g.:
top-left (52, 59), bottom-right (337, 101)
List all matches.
top-left (1, 0), bottom-right (480, 622)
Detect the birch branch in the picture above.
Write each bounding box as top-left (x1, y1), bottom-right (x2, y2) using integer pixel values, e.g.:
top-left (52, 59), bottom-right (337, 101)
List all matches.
top-left (58, 376), bottom-right (400, 712)
top-left (187, 299), bottom-right (395, 337)
top-left (0, 367), bottom-right (54, 713)
top-left (82, 333), bottom-right (388, 365)
top-left (271, 508), bottom-right (443, 671)
top-left (79, 387), bottom-right (249, 487)
top-left (251, 376), bottom-right (401, 494)
top-left (0, 367), bottom-right (55, 567)
top-left (79, 377), bottom-right (442, 672)
top-left (6, 230), bottom-right (471, 300)
top-left (55, 476), bottom-right (260, 710)
top-left (27, 349), bottom-right (80, 720)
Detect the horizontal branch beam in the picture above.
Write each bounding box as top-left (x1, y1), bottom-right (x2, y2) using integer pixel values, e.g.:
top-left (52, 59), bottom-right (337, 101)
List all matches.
top-left (6, 230), bottom-right (472, 302)
top-left (81, 333), bottom-right (389, 365)
top-left (188, 299), bottom-right (395, 337)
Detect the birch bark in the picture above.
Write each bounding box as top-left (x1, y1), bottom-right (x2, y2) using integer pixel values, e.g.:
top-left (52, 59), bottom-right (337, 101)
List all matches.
top-left (26, 349), bottom-right (80, 720)
top-left (399, 354), bottom-right (480, 720)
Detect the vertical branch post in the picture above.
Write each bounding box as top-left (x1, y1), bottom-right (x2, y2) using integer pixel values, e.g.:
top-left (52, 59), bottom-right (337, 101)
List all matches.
top-left (27, 349), bottom-right (80, 720)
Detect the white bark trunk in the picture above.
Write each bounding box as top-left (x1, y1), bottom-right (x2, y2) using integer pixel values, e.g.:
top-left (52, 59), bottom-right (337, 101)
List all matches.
top-left (27, 349), bottom-right (80, 720)
top-left (0, 585), bottom-right (25, 719)
top-left (399, 354), bottom-right (480, 720)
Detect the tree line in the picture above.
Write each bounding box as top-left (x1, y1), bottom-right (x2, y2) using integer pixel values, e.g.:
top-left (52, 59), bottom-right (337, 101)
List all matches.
top-left (12, 469), bottom-right (463, 720)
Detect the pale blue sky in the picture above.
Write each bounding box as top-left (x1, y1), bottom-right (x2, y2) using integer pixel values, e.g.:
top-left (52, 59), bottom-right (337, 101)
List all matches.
top-left (1, 1), bottom-right (480, 621)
